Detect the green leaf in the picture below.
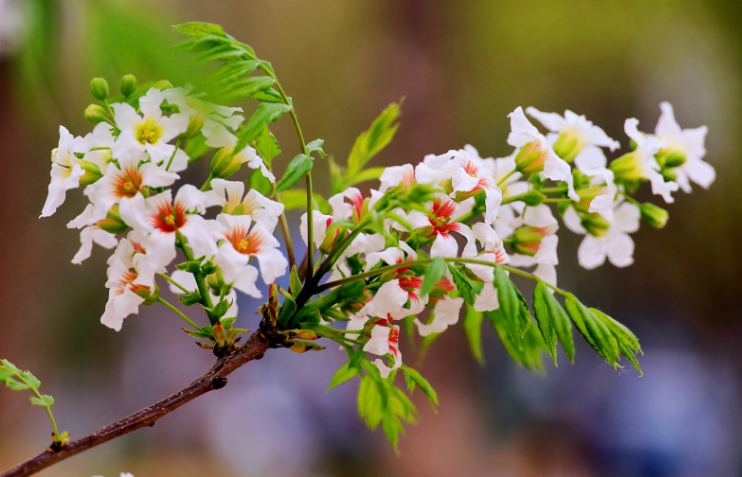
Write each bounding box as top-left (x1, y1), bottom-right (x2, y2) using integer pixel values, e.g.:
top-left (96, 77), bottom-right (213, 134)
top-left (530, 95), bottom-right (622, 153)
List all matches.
top-left (274, 154), bottom-right (314, 193)
top-left (494, 266), bottom-right (531, 339)
top-left (488, 310), bottom-right (546, 373)
top-left (448, 265), bottom-right (476, 306)
top-left (289, 265), bottom-right (303, 296)
top-left (190, 44), bottom-right (244, 65)
top-left (211, 76), bottom-right (276, 102)
top-left (249, 88), bottom-right (283, 103)
top-left (184, 133), bottom-right (212, 162)
top-left (591, 308), bottom-right (642, 354)
top-left (21, 371), bottom-right (41, 390)
top-left (249, 169), bottom-right (272, 196)
top-left (255, 127), bottom-right (281, 164)
top-left (564, 295), bottom-right (619, 366)
top-left (306, 139), bottom-right (326, 157)
top-left (173, 22), bottom-right (227, 38)
top-left (328, 363), bottom-right (358, 391)
top-left (30, 395), bottom-right (54, 407)
top-left (401, 366), bottom-right (438, 409)
top-left (346, 101), bottom-right (402, 178)
top-left (235, 103), bottom-right (292, 155)
top-left (329, 158), bottom-right (345, 195)
top-left (1, 359), bottom-right (20, 373)
top-left (5, 379), bottom-right (30, 391)
top-left (533, 281), bottom-right (558, 366)
top-left (350, 167), bottom-right (386, 186)
top-left (358, 374), bottom-right (384, 429)
top-left (464, 305), bottom-right (485, 366)
top-left (277, 294), bottom-right (297, 328)
top-left (618, 340), bottom-right (643, 376)
top-left (420, 257), bottom-right (447, 298)
top-left (209, 60), bottom-right (260, 87)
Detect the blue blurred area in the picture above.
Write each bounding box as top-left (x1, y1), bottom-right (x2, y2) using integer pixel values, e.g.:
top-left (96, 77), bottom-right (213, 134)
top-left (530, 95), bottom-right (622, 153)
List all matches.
top-left (0, 1), bottom-right (741, 476)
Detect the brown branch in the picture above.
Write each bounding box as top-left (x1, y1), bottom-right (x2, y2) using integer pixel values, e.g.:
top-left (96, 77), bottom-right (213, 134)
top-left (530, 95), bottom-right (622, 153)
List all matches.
top-left (1, 328), bottom-right (276, 477)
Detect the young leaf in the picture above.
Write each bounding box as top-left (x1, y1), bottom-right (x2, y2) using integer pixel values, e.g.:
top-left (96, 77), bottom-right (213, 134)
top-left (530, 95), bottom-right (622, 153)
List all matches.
top-left (249, 169), bottom-right (272, 196)
top-left (494, 266), bottom-right (531, 338)
top-left (350, 167), bottom-right (386, 185)
top-left (564, 295), bottom-right (619, 366)
top-left (420, 257), bottom-right (447, 298)
top-left (211, 76), bottom-right (276, 103)
top-left (346, 101), bottom-right (402, 178)
top-left (328, 363), bottom-right (358, 391)
top-left (173, 22), bottom-right (228, 38)
top-left (209, 60), bottom-right (260, 87)
top-left (274, 154), bottom-right (314, 193)
top-left (591, 308), bottom-right (641, 354)
top-left (533, 281), bottom-right (558, 365)
top-left (184, 133), bottom-right (212, 162)
top-left (289, 265), bottom-right (303, 296)
top-left (464, 305), bottom-right (485, 365)
top-left (255, 127), bottom-right (281, 164)
top-left (401, 366), bottom-right (438, 409)
top-left (488, 310), bottom-right (546, 373)
top-left (448, 265), bottom-right (476, 306)
top-left (235, 103), bottom-right (292, 155)
top-left (306, 139), bottom-right (326, 157)
top-left (547, 289), bottom-right (574, 362)
top-left (618, 340), bottom-right (643, 376)
top-left (30, 395), bottom-right (54, 407)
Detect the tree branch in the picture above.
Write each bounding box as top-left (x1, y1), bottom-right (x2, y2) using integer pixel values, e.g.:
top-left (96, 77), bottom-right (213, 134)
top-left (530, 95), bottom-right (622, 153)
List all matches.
top-left (1, 327), bottom-right (276, 477)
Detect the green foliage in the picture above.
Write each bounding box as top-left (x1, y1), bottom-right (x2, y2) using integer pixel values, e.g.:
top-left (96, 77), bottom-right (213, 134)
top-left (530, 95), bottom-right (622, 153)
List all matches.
top-left (401, 366), bottom-right (439, 410)
top-left (464, 306), bottom-right (486, 365)
top-left (494, 265), bottom-right (531, 338)
top-left (420, 257), bottom-right (447, 298)
top-left (249, 169), bottom-right (272, 196)
top-left (564, 295), bottom-right (619, 366)
top-left (328, 363), bottom-right (358, 391)
top-left (275, 154), bottom-right (314, 193)
top-left (236, 103), bottom-right (293, 156)
top-left (487, 310), bottom-right (547, 373)
top-left (448, 265), bottom-right (477, 306)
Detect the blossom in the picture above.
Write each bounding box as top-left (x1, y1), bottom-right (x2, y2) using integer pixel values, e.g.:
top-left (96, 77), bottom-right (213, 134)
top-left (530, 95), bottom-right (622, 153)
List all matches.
top-left (214, 213), bottom-right (287, 286)
top-left (90, 150), bottom-right (179, 223)
top-left (654, 101), bottom-right (714, 193)
top-left (67, 204), bottom-right (119, 264)
top-left (378, 164), bottom-right (414, 192)
top-left (111, 87), bottom-right (190, 168)
top-left (474, 282), bottom-right (500, 312)
top-left (573, 146), bottom-right (618, 221)
top-left (414, 295), bottom-right (464, 336)
top-left (167, 270), bottom-right (240, 316)
top-left (207, 179), bottom-right (284, 233)
top-left (363, 323), bottom-right (402, 378)
top-left (120, 186), bottom-right (222, 270)
top-left (450, 146), bottom-right (503, 225)
top-left (463, 222), bottom-right (509, 282)
top-left (101, 232), bottom-right (161, 331)
top-left (507, 107), bottom-right (580, 202)
top-left (404, 194), bottom-right (476, 258)
top-left (526, 107), bottom-right (620, 161)
top-left (210, 141), bottom-right (275, 183)
top-left (564, 201), bottom-right (640, 269)
top-left (40, 126), bottom-right (85, 217)
top-left (345, 313), bottom-right (370, 341)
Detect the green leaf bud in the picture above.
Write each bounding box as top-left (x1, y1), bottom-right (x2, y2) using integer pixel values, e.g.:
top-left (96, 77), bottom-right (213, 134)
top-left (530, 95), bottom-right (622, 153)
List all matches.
top-left (134, 283), bottom-right (160, 306)
top-left (552, 133), bottom-right (581, 163)
top-left (661, 167), bottom-right (677, 182)
top-left (84, 104), bottom-right (108, 124)
top-left (90, 78), bottom-right (109, 101)
top-left (580, 213), bottom-right (611, 237)
top-left (153, 80), bottom-right (173, 91)
top-left (98, 205), bottom-right (129, 234)
top-left (210, 146), bottom-right (245, 179)
top-left (515, 141), bottom-right (549, 174)
top-left (640, 202), bottom-right (669, 229)
top-left (609, 152), bottom-right (644, 181)
top-left (522, 190), bottom-right (546, 207)
top-left (120, 74), bottom-right (137, 97)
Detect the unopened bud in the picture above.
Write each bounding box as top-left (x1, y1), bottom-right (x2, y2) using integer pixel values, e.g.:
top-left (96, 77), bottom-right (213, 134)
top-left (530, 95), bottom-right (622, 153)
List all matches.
top-left (580, 213), bottom-right (610, 237)
top-left (379, 270), bottom-right (397, 284)
top-left (552, 132), bottom-right (581, 163)
top-left (90, 78), bottom-right (109, 101)
top-left (511, 226), bottom-right (545, 256)
top-left (210, 146), bottom-right (245, 179)
top-left (285, 340), bottom-right (325, 353)
top-left (319, 229), bottom-right (340, 255)
top-left (515, 140), bottom-right (550, 174)
top-left (661, 168), bottom-right (677, 182)
top-left (417, 225), bottom-right (434, 238)
top-left (655, 149), bottom-right (686, 169)
top-left (84, 104), bottom-right (108, 124)
top-left (214, 322), bottom-right (226, 347)
top-left (609, 152), bottom-right (644, 181)
top-left (98, 205), bottom-right (129, 234)
top-left (79, 160), bottom-right (103, 185)
top-left (640, 203), bottom-right (669, 229)
top-left (286, 329), bottom-right (319, 340)
top-left (153, 80), bottom-right (173, 91)
top-left (120, 74), bottom-right (137, 98)
top-left (522, 190), bottom-right (545, 206)
top-left (134, 283), bottom-right (160, 305)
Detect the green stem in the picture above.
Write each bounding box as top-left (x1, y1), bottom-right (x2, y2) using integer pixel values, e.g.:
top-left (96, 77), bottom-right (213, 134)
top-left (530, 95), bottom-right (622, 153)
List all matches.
top-left (274, 193), bottom-right (297, 268)
top-left (317, 218), bottom-right (370, 278)
top-left (497, 169), bottom-right (517, 186)
top-left (540, 186), bottom-right (567, 194)
top-left (176, 232), bottom-right (215, 323)
top-left (543, 198), bottom-right (572, 203)
top-left (157, 297), bottom-right (201, 330)
top-left (166, 136), bottom-right (182, 171)
top-left (157, 272), bottom-right (189, 294)
top-left (17, 375), bottom-right (60, 442)
top-left (200, 173), bottom-right (214, 191)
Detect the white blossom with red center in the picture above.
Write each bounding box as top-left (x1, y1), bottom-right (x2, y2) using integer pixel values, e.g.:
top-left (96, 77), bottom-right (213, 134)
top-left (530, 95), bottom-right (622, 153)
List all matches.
top-left (508, 205), bottom-right (560, 286)
top-left (120, 186), bottom-right (221, 271)
top-left (378, 164), bottom-right (415, 192)
top-left (215, 213), bottom-right (287, 287)
top-left (101, 232), bottom-right (161, 331)
top-left (463, 222), bottom-right (510, 282)
top-left (450, 146), bottom-right (504, 226)
top-left (207, 179), bottom-right (285, 233)
top-left (91, 151), bottom-right (180, 223)
top-left (66, 204), bottom-right (119, 264)
top-left (363, 323), bottom-right (402, 378)
top-left (414, 295), bottom-right (464, 337)
top-left (111, 88), bottom-right (190, 170)
top-left (404, 194), bottom-right (476, 258)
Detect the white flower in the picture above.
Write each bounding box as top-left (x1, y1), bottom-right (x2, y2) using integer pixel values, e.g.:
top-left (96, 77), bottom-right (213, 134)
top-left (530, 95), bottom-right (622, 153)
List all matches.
top-left (507, 107), bottom-right (580, 202)
top-left (403, 194), bottom-right (476, 258)
top-left (90, 151), bottom-right (179, 223)
top-left (379, 164), bottom-right (415, 192)
top-left (573, 146), bottom-right (618, 221)
top-left (66, 204), bottom-right (118, 264)
top-left (215, 213), bottom-right (287, 286)
top-left (462, 223), bottom-right (509, 282)
top-left (111, 88), bottom-right (190, 168)
top-left (167, 270), bottom-right (240, 316)
top-left (414, 295), bottom-right (463, 336)
top-left (474, 282), bottom-right (500, 312)
top-left (345, 313), bottom-right (369, 341)
top-left (119, 186), bottom-right (222, 270)
top-left (450, 146), bottom-right (503, 225)
top-left (363, 323), bottom-right (402, 379)
top-left (359, 276), bottom-right (427, 320)
top-left (207, 179), bottom-right (284, 233)
top-left (623, 118), bottom-right (678, 203)
top-left (101, 232), bottom-right (162, 331)
top-left (300, 210), bottom-right (334, 247)
top-left (526, 107), bottom-right (620, 160)
top-left (654, 101), bottom-right (714, 193)
top-left (40, 126), bottom-right (85, 218)
top-left (564, 201), bottom-right (640, 269)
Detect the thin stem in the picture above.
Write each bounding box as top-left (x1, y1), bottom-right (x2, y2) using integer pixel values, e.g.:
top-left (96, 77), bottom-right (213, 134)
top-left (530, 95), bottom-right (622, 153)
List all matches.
top-left (157, 297), bottom-right (200, 329)
top-left (157, 273), bottom-right (189, 294)
top-left (176, 232), bottom-right (214, 322)
top-left (317, 218), bottom-right (370, 278)
top-left (274, 193), bottom-right (296, 267)
top-left (166, 136), bottom-right (183, 171)
top-left (543, 198), bottom-right (571, 203)
top-left (497, 169), bottom-right (517, 186)
top-left (16, 375), bottom-right (60, 442)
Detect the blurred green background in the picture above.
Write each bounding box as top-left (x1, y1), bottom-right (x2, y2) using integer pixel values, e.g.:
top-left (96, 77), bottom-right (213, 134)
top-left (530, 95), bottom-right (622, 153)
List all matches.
top-left (1, 0), bottom-right (741, 476)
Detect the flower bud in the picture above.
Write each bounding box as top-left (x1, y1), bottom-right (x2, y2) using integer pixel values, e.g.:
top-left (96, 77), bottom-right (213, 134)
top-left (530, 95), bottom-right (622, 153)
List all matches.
top-left (319, 229), bottom-right (340, 255)
top-left (511, 226), bottom-right (545, 256)
top-left (210, 146), bottom-right (244, 179)
top-left (661, 168), bottom-right (677, 182)
top-left (153, 80), bottom-right (173, 91)
top-left (580, 213), bottom-right (610, 237)
top-left (655, 149), bottom-right (686, 169)
top-left (134, 283), bottom-right (160, 306)
top-left (522, 189), bottom-right (545, 206)
top-left (214, 322), bottom-right (226, 347)
top-left (379, 270), bottom-right (398, 284)
top-left (515, 140), bottom-right (549, 174)
top-left (417, 225), bottom-right (434, 238)
top-left (640, 202), bottom-right (669, 229)
top-left (120, 74), bottom-right (137, 98)
top-left (90, 78), bottom-right (109, 101)
top-left (84, 104), bottom-right (108, 124)
top-left (609, 152), bottom-right (644, 181)
top-left (552, 132), bottom-right (581, 163)
top-left (98, 205), bottom-right (129, 234)
top-left (285, 339), bottom-right (325, 353)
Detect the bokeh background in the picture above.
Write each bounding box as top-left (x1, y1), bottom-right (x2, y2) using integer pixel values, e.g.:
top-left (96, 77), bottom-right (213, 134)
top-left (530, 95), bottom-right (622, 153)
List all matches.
top-left (1, 0), bottom-right (741, 476)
